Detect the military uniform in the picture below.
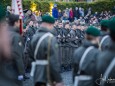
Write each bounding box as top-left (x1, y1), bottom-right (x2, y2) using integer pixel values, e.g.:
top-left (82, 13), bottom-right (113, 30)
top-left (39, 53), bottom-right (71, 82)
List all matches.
top-left (0, 27), bottom-right (25, 86)
top-left (69, 29), bottom-right (82, 47)
top-left (73, 40), bottom-right (100, 82)
top-left (96, 41), bottom-right (115, 86)
top-left (24, 26), bottom-right (37, 43)
top-left (72, 26), bottom-right (100, 85)
top-left (99, 31), bottom-right (111, 51)
top-left (24, 26), bottom-right (37, 69)
top-left (95, 17), bottom-right (115, 86)
top-left (27, 27), bottom-right (62, 85)
top-left (99, 19), bottom-right (111, 51)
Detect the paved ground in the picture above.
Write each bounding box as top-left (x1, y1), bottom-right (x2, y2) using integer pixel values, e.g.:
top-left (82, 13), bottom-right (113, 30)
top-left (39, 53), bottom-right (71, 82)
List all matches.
top-left (23, 71), bottom-right (73, 86)
top-left (61, 71), bottom-right (73, 86)
top-left (23, 73), bottom-right (34, 86)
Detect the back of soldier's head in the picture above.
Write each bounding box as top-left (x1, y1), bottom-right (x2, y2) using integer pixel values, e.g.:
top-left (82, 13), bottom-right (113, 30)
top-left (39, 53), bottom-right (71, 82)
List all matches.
top-left (100, 19), bottom-right (109, 32)
top-left (86, 26), bottom-right (100, 41)
top-left (8, 14), bottom-right (19, 26)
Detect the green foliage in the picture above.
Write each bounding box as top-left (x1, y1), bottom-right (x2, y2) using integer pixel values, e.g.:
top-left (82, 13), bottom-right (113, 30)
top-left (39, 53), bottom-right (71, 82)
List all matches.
top-left (1, 0), bottom-right (115, 14)
top-left (23, 0), bottom-right (115, 14)
top-left (0, 0), bottom-right (11, 11)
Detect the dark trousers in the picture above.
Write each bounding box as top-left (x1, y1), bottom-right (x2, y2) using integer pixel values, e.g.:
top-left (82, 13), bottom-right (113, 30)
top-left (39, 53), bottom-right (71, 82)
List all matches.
top-left (35, 82), bottom-right (46, 86)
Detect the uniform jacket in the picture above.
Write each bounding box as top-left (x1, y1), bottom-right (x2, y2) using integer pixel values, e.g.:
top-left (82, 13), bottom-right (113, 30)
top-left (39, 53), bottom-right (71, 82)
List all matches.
top-left (100, 31), bottom-right (111, 51)
top-left (69, 29), bottom-right (83, 47)
top-left (26, 27), bottom-right (62, 83)
top-left (72, 40), bottom-right (100, 83)
top-left (96, 41), bottom-right (115, 86)
top-left (0, 27), bottom-right (25, 86)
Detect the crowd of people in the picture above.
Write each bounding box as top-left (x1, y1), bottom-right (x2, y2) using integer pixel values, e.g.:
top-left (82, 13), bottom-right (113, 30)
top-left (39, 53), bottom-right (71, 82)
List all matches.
top-left (0, 4), bottom-right (115, 86)
top-left (52, 5), bottom-right (115, 24)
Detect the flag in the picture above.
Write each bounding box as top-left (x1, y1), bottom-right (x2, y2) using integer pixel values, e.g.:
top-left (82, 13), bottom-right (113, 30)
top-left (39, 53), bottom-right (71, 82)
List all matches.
top-left (12, 0), bottom-right (24, 18)
top-left (12, 0), bottom-right (23, 34)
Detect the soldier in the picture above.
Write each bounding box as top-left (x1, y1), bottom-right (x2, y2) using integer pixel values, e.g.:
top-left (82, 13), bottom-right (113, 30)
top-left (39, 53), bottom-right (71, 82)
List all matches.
top-left (0, 14), bottom-right (25, 86)
top-left (76, 25), bottom-right (85, 46)
top-left (69, 24), bottom-right (81, 47)
top-left (63, 22), bottom-right (70, 37)
top-left (26, 15), bottom-right (63, 86)
top-left (0, 5), bottom-right (11, 59)
top-left (52, 19), bottom-right (59, 36)
top-left (99, 19), bottom-right (111, 51)
top-left (57, 20), bottom-right (63, 36)
top-left (60, 22), bottom-right (70, 44)
top-left (25, 21), bottom-right (36, 40)
top-left (56, 21), bottom-right (64, 44)
top-left (24, 20), bottom-right (38, 72)
top-left (96, 17), bottom-right (115, 86)
top-left (72, 26), bottom-right (100, 86)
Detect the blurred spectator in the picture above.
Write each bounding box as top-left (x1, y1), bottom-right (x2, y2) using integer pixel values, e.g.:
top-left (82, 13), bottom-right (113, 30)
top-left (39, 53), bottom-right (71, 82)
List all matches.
top-left (58, 9), bottom-right (63, 19)
top-left (23, 10), bottom-right (36, 25)
top-left (73, 7), bottom-right (80, 19)
top-left (52, 4), bottom-right (58, 19)
top-left (65, 8), bottom-right (70, 18)
top-left (69, 8), bottom-right (74, 22)
top-left (6, 6), bottom-right (12, 18)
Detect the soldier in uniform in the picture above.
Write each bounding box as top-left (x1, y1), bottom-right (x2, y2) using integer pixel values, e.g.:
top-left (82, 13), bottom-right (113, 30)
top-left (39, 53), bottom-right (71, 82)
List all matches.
top-left (55, 20), bottom-right (63, 37)
top-left (69, 24), bottom-right (81, 47)
top-left (63, 22), bottom-right (70, 38)
top-left (96, 17), bottom-right (115, 86)
top-left (99, 19), bottom-right (111, 51)
top-left (26, 15), bottom-right (63, 86)
top-left (0, 14), bottom-right (25, 86)
top-left (0, 6), bottom-right (11, 59)
top-left (72, 26), bottom-right (100, 85)
top-left (25, 21), bottom-right (36, 41)
top-left (24, 20), bottom-right (38, 72)
top-left (56, 21), bottom-right (64, 44)
top-left (52, 19), bottom-right (58, 36)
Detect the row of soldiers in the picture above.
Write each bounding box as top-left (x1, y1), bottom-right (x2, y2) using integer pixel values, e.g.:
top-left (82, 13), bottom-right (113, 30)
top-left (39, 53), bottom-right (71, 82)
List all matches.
top-left (52, 21), bottom-right (86, 70)
top-left (23, 20), bottom-right (86, 48)
top-left (23, 15), bottom-right (115, 86)
top-left (23, 19), bottom-right (86, 72)
top-left (0, 13), bottom-right (65, 86)
top-left (53, 20), bottom-right (85, 47)
top-left (73, 19), bottom-right (115, 86)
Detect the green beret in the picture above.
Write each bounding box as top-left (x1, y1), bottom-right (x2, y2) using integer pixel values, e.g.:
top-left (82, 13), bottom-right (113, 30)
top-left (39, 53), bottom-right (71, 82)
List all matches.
top-left (0, 5), bottom-right (5, 21)
top-left (42, 15), bottom-right (55, 24)
top-left (108, 17), bottom-right (115, 34)
top-left (86, 26), bottom-right (100, 37)
top-left (100, 19), bottom-right (109, 28)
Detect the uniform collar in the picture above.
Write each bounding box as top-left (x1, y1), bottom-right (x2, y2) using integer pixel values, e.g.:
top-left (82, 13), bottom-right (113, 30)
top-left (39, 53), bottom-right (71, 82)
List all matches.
top-left (37, 27), bottom-right (54, 35)
top-left (38, 27), bottom-right (50, 32)
top-left (83, 40), bottom-right (98, 48)
top-left (100, 31), bottom-right (109, 36)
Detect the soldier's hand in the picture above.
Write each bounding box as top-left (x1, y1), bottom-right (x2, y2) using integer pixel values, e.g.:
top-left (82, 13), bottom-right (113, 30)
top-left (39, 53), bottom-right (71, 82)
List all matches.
top-left (18, 75), bottom-right (24, 81)
top-left (55, 82), bottom-right (64, 86)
